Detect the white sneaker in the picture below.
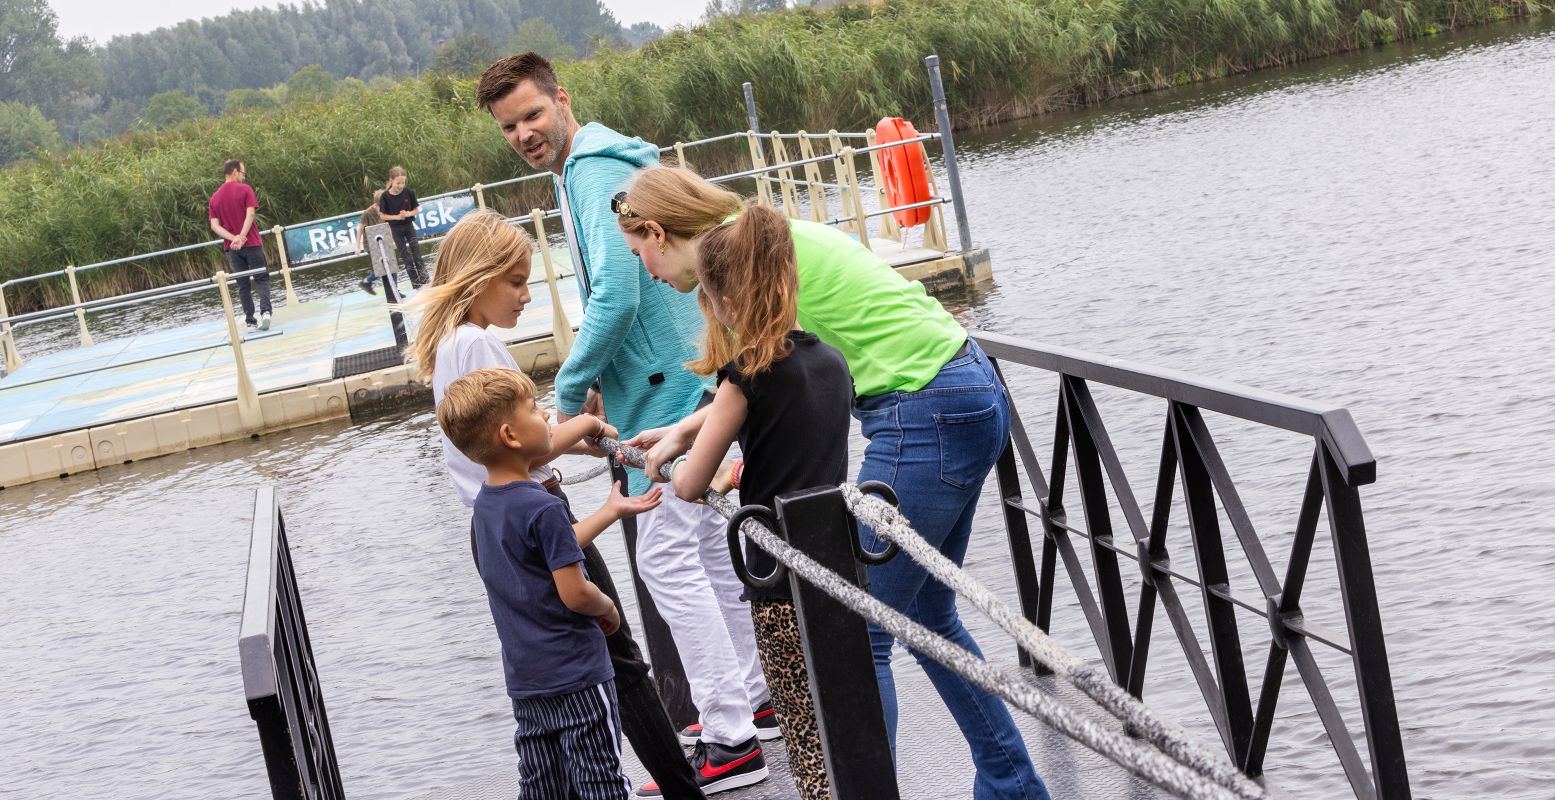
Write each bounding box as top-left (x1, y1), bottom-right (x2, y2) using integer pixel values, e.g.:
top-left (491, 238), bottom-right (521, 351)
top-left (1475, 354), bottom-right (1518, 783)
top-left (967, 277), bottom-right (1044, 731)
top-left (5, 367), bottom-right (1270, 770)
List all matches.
top-left (259, 312), bottom-right (272, 331)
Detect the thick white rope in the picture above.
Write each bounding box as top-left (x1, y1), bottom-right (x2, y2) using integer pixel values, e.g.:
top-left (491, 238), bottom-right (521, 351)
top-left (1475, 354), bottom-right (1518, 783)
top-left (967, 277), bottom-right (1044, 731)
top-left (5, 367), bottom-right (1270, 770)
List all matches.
top-left (597, 438), bottom-right (1263, 800)
top-left (840, 485), bottom-right (1268, 800)
top-left (557, 460), bottom-right (612, 485)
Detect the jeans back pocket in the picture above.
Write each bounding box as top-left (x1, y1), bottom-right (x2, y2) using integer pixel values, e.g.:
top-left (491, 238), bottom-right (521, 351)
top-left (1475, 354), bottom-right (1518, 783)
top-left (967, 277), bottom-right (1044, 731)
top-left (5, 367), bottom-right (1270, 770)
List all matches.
top-left (935, 403), bottom-right (1002, 490)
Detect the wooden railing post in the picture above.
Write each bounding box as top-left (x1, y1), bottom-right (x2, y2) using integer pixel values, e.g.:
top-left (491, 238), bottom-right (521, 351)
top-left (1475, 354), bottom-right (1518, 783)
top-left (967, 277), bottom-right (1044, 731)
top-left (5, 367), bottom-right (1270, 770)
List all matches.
top-left (270, 226), bottom-right (300, 306)
top-left (529, 209), bottom-right (575, 361)
top-left (66, 265), bottom-right (93, 347)
top-left (214, 271), bottom-right (263, 432)
top-left (0, 283), bottom-right (21, 372)
top-left (838, 147), bottom-right (872, 251)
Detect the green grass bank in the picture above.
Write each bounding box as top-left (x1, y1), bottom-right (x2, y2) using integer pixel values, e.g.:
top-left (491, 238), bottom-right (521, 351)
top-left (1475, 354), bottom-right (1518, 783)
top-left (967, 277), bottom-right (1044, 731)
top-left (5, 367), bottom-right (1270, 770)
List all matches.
top-left (1, 0), bottom-right (1548, 313)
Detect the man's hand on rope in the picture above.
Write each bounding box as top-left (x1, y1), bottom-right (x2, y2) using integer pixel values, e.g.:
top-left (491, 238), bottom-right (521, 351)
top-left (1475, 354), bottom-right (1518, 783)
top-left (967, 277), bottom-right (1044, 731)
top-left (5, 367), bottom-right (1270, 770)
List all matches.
top-left (623, 424), bottom-right (692, 482)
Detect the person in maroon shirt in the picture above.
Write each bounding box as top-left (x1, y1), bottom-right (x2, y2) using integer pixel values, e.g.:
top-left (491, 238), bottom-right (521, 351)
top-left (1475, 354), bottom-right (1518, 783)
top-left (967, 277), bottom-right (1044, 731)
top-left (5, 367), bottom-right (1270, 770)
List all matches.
top-left (208, 159), bottom-right (273, 329)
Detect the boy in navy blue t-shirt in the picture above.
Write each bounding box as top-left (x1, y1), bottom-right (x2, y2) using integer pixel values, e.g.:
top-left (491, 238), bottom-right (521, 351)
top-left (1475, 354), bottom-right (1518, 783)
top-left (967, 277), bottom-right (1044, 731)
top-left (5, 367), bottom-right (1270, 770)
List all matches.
top-left (437, 367), bottom-right (641, 800)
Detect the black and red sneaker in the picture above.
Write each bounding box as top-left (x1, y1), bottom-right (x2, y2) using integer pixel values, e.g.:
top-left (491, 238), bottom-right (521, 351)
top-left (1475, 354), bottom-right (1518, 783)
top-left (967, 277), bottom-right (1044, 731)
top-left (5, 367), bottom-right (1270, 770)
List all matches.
top-left (751, 701), bottom-right (781, 741)
top-left (636, 737), bottom-right (769, 797)
top-left (677, 701), bottom-right (783, 746)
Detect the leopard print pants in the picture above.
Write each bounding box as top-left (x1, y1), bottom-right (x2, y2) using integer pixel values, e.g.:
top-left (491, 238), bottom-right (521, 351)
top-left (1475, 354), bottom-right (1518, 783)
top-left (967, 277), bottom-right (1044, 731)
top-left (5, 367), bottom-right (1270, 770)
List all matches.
top-left (751, 599), bottom-right (831, 800)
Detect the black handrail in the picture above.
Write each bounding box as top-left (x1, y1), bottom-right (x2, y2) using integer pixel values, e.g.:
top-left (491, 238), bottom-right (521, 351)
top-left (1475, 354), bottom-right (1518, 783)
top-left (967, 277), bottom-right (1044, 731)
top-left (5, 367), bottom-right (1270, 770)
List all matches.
top-left (974, 331), bottom-right (1409, 799)
top-left (239, 488), bottom-right (345, 800)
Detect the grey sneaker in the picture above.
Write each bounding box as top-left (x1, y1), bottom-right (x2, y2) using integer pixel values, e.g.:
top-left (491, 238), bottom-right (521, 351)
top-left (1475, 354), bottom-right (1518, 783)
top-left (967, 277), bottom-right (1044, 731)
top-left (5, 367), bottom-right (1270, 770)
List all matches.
top-left (258, 312), bottom-right (272, 331)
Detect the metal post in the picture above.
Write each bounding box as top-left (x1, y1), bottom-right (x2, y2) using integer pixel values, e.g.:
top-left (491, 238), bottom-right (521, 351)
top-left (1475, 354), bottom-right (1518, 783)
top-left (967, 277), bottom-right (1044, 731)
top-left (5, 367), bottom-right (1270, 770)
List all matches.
top-left (743, 81), bottom-right (760, 135)
top-left (994, 438), bottom-right (1044, 673)
top-left (553, 174), bottom-right (593, 300)
top-left (925, 55), bottom-right (974, 254)
top-left (214, 271), bottom-right (263, 432)
top-left (473, 182), bottom-right (487, 210)
top-left (66, 265), bottom-right (93, 346)
top-left (1319, 442), bottom-right (1412, 798)
top-left (271, 226), bottom-right (300, 306)
top-left (373, 234), bottom-right (409, 349)
top-left (774, 487), bottom-right (900, 800)
top-left (529, 209), bottom-right (574, 360)
top-left (0, 283), bottom-right (22, 372)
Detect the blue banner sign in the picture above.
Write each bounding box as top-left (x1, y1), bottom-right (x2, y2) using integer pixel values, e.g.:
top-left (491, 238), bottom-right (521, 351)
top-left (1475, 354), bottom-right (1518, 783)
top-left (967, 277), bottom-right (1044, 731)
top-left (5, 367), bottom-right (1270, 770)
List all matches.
top-left (282, 192), bottom-right (479, 265)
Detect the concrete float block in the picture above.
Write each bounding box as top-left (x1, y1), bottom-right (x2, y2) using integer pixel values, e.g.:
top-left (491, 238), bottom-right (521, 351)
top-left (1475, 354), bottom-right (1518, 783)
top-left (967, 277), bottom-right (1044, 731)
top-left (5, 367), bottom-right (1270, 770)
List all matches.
top-left (0, 430), bottom-right (96, 487)
top-left (184, 400), bottom-right (249, 447)
top-left (0, 441), bottom-right (32, 488)
top-left (258, 381), bottom-right (350, 432)
top-left (88, 417), bottom-right (189, 466)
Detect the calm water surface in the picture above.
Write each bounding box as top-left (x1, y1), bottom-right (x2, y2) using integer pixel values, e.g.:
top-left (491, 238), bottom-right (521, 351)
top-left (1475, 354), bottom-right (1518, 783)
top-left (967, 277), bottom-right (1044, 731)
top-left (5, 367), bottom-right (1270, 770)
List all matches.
top-left (4, 18), bottom-right (1555, 799)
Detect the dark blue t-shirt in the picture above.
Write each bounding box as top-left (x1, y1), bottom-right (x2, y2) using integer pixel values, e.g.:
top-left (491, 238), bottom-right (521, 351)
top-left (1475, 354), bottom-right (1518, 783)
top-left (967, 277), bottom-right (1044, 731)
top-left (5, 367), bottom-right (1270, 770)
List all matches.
top-left (472, 480), bottom-right (613, 699)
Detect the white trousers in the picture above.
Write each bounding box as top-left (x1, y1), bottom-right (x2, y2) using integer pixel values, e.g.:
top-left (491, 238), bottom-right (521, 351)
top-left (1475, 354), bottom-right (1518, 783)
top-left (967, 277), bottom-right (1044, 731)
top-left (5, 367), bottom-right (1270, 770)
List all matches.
top-left (635, 490), bottom-right (768, 746)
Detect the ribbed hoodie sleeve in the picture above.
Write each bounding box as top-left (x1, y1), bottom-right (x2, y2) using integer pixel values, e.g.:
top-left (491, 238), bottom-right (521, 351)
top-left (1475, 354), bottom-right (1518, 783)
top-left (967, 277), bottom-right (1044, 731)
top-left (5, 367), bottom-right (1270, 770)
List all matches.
top-left (553, 156), bottom-right (641, 415)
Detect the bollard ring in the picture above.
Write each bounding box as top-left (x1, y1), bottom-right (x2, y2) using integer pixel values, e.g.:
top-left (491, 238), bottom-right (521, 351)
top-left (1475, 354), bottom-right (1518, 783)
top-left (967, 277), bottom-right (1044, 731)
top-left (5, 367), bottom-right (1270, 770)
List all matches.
top-left (853, 480), bottom-right (902, 565)
top-left (726, 504), bottom-right (788, 590)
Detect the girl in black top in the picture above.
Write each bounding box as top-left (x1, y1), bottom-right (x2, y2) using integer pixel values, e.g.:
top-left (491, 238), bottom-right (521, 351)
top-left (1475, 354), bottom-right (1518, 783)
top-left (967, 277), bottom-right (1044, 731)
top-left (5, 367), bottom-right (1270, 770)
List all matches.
top-left (665, 205), bottom-right (851, 800)
top-left (378, 165), bottom-right (428, 287)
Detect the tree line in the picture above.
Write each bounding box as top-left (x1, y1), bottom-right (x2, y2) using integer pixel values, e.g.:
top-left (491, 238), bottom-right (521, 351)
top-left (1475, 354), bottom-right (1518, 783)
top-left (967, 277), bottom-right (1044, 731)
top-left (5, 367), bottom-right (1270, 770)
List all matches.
top-left (0, 0), bottom-right (667, 163)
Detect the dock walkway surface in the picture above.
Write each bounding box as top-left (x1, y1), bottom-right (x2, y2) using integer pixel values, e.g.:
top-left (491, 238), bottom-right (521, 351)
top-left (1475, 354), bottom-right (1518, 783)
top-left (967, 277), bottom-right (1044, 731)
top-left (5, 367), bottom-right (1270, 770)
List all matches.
top-left (410, 672), bottom-right (1164, 800)
top-left (0, 271), bottom-right (583, 487)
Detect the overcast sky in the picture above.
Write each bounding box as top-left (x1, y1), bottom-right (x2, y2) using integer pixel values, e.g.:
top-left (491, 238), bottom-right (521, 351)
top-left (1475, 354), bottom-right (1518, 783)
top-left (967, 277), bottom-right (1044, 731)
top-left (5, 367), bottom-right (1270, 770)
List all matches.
top-left (50, 0), bottom-right (707, 44)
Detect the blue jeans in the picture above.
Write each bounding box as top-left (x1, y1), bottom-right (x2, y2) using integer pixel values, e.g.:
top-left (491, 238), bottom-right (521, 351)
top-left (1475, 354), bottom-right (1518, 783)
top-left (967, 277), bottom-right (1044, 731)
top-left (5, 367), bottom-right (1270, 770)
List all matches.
top-left (854, 339), bottom-right (1049, 800)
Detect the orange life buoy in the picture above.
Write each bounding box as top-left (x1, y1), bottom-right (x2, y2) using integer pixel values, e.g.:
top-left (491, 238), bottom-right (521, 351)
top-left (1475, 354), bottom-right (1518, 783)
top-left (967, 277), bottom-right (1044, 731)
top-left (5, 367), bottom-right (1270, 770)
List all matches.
top-left (874, 117), bottom-right (933, 228)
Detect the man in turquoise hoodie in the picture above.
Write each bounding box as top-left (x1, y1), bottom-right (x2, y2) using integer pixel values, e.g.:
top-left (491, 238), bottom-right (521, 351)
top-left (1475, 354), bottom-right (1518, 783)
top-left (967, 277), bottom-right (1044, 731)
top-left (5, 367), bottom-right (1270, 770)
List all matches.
top-left (477, 53), bottom-right (772, 798)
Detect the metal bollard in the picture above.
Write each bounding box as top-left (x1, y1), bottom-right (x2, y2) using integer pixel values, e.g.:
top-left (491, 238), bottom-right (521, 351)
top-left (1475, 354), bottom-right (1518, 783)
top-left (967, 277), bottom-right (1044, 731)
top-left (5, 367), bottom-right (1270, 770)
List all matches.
top-left (373, 234), bottom-right (409, 349)
top-left (771, 486), bottom-right (900, 800)
top-left (66, 265), bottom-right (93, 347)
top-left (743, 81), bottom-right (761, 135)
top-left (271, 226), bottom-right (300, 306)
top-left (214, 271), bottom-right (263, 432)
top-left (925, 55), bottom-right (974, 255)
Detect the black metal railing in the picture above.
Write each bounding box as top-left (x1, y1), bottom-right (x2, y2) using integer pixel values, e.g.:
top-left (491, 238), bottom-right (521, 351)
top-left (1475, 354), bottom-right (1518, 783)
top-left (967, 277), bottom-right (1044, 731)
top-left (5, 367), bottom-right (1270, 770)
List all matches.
top-left (974, 330), bottom-right (1409, 799)
top-left (239, 487), bottom-right (345, 800)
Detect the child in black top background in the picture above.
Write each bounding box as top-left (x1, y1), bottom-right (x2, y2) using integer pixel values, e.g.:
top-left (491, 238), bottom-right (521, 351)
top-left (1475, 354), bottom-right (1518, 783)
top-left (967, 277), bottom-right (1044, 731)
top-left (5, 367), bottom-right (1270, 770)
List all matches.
top-left (662, 205), bottom-right (852, 800)
top-left (379, 165), bottom-right (428, 286)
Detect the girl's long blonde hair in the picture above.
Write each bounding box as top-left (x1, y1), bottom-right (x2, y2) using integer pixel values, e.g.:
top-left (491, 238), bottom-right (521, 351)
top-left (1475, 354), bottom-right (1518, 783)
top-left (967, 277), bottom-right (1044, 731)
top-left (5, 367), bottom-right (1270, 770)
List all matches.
top-left (405, 209), bottom-right (533, 379)
top-left (689, 205), bottom-right (798, 377)
top-left (617, 166), bottom-right (743, 244)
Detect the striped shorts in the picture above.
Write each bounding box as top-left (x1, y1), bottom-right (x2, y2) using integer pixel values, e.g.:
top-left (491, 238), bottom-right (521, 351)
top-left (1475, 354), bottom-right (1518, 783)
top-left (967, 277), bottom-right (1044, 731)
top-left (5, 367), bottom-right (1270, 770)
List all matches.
top-left (511, 680), bottom-right (633, 800)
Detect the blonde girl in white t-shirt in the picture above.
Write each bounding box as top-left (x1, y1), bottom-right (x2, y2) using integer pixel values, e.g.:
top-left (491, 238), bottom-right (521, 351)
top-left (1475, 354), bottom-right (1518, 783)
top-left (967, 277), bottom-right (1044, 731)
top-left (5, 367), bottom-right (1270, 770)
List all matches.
top-left (404, 210), bottom-right (706, 797)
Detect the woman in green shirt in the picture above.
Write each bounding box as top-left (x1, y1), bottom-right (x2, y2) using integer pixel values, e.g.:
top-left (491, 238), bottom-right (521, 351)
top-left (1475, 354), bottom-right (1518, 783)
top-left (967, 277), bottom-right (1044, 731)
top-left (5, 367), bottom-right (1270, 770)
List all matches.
top-left (618, 167), bottom-right (1048, 800)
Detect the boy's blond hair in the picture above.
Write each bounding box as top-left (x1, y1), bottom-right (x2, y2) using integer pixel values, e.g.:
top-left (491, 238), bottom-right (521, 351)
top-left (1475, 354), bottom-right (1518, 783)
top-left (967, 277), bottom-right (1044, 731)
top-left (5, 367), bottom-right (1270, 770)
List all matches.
top-left (436, 367), bottom-right (537, 467)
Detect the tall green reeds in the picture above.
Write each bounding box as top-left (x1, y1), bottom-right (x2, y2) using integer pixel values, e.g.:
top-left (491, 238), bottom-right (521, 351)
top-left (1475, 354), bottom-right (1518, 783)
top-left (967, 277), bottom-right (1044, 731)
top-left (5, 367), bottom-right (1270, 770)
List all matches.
top-left (1, 0), bottom-right (1546, 311)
